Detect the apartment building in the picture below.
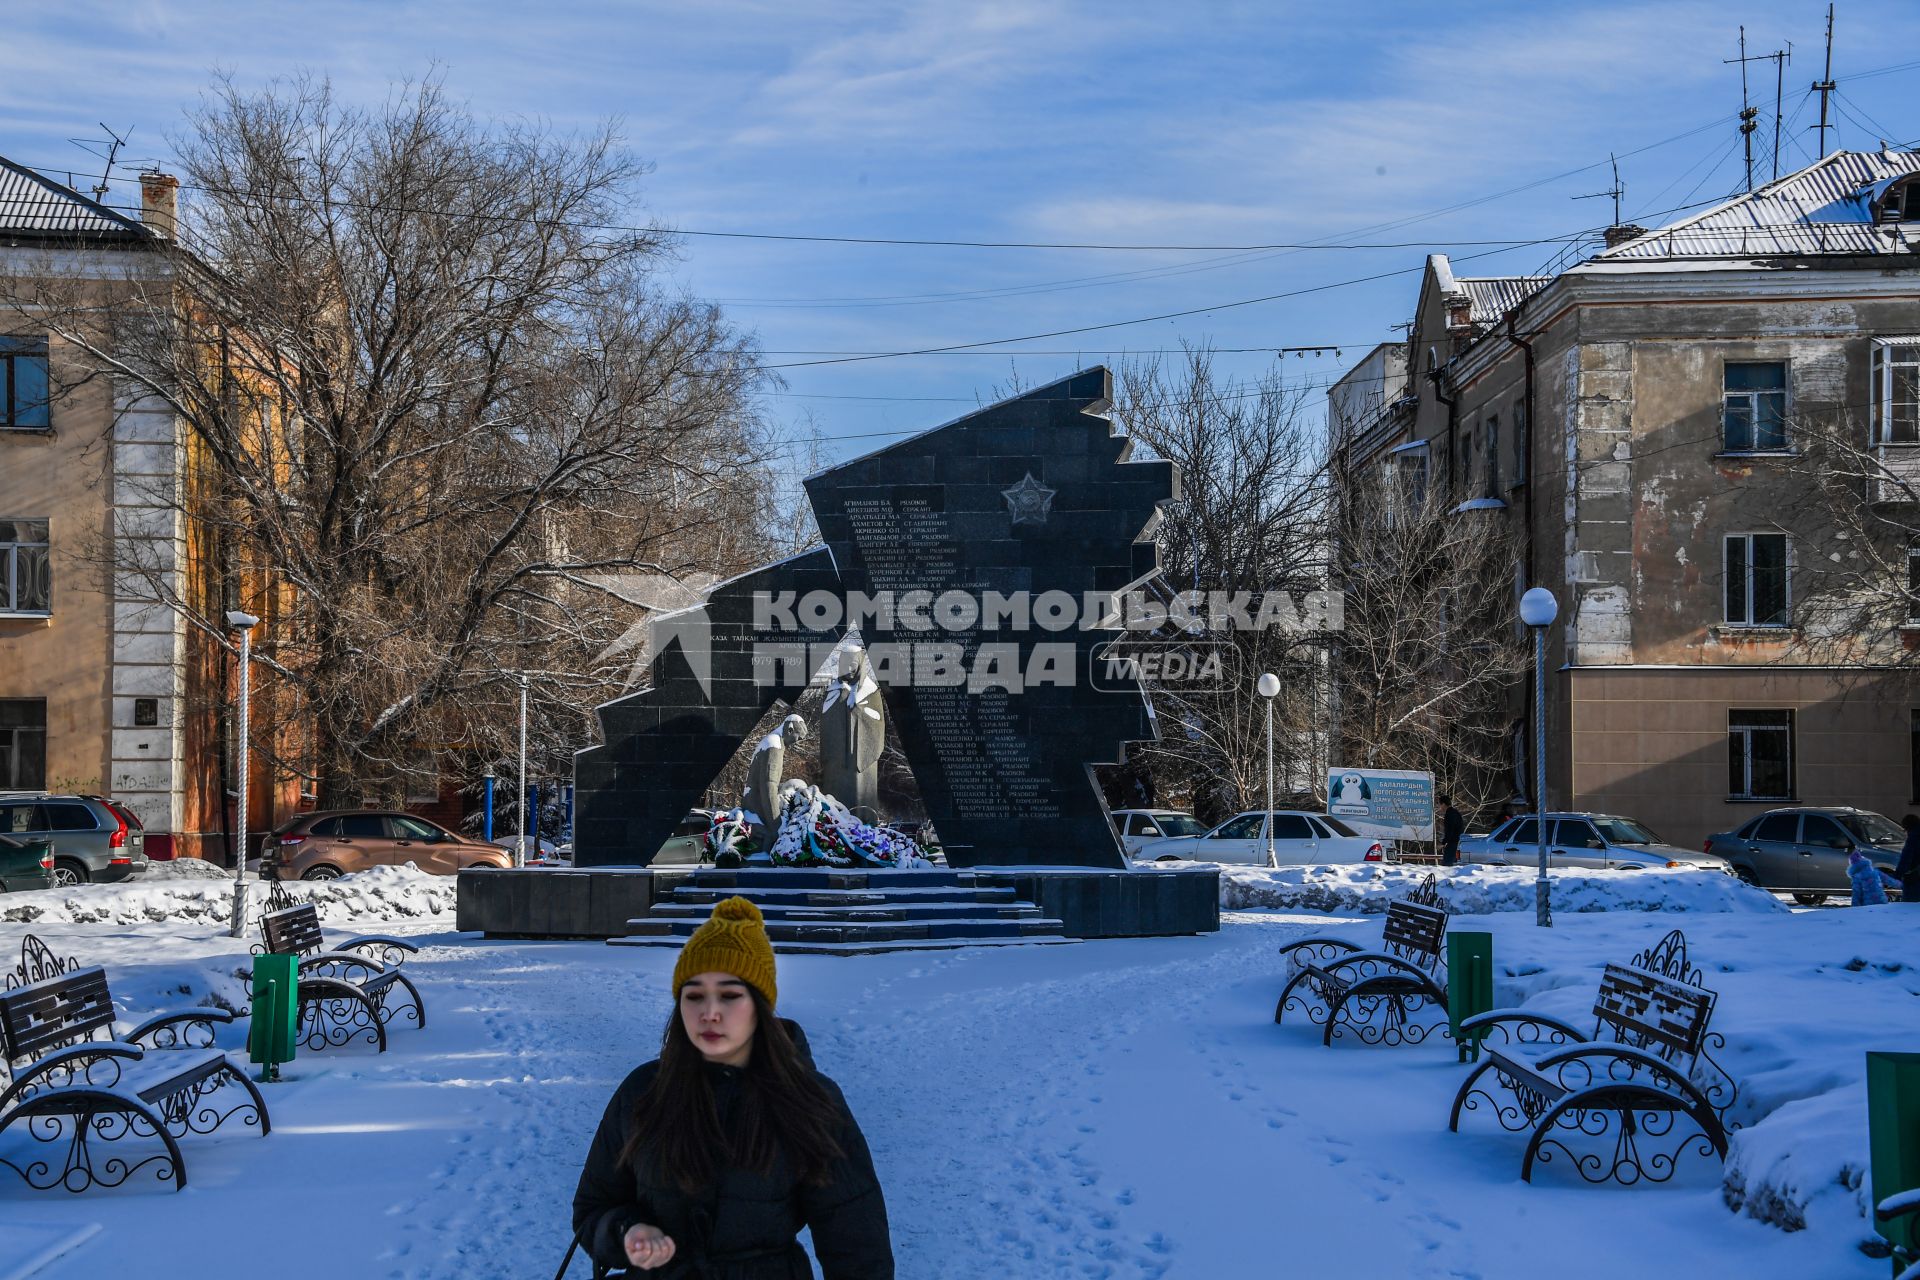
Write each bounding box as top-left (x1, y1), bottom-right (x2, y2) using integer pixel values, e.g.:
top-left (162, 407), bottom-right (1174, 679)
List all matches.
top-left (1333, 148), bottom-right (1920, 847)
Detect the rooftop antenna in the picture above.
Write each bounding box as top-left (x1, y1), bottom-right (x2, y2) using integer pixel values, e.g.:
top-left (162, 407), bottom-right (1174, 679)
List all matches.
top-left (1574, 153), bottom-right (1625, 227)
top-left (1726, 29), bottom-right (1790, 189)
top-left (1812, 4), bottom-right (1836, 157)
top-left (64, 124), bottom-right (130, 203)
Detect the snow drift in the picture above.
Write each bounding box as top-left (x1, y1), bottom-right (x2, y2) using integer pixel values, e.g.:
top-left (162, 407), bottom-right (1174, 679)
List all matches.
top-left (1218, 862), bottom-right (1787, 915)
top-left (0, 861), bottom-right (458, 926)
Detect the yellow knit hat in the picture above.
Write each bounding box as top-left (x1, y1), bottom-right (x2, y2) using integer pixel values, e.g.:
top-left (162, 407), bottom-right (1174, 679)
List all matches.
top-left (672, 896), bottom-right (777, 1009)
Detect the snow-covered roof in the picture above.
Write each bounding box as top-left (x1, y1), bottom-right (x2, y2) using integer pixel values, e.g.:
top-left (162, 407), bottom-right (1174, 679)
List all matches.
top-left (1454, 276), bottom-right (1551, 327)
top-left (1596, 148), bottom-right (1920, 261)
top-left (0, 156), bottom-right (151, 241)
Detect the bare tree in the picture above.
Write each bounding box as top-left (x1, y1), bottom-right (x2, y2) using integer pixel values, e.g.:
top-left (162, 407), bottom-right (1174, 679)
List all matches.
top-left (1109, 347), bottom-right (1331, 817)
top-left (8, 75), bottom-right (781, 804)
top-left (1331, 460), bottom-right (1530, 811)
top-left (1778, 405), bottom-right (1920, 669)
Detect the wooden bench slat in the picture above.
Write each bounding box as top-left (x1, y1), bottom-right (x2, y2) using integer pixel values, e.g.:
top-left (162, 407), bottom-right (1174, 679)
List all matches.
top-left (1, 968), bottom-right (116, 1067)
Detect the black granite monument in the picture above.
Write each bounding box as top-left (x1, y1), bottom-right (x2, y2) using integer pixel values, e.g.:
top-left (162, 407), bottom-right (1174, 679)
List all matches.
top-left (572, 367), bottom-right (1177, 870)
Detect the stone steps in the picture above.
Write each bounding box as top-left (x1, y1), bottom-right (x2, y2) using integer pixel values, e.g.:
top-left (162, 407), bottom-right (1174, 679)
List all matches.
top-left (645, 902), bottom-right (1046, 923)
top-left (612, 867), bottom-right (1076, 955)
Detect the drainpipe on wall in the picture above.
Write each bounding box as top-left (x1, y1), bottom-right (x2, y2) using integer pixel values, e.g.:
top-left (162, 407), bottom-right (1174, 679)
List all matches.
top-left (1427, 346), bottom-right (1459, 504)
top-left (1504, 310), bottom-right (1541, 807)
top-left (1502, 312), bottom-right (1538, 585)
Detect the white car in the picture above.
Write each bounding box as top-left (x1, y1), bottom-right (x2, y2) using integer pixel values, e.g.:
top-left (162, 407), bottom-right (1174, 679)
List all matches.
top-left (1111, 809), bottom-right (1209, 857)
top-left (1459, 813), bottom-right (1732, 873)
top-left (1134, 810), bottom-right (1388, 866)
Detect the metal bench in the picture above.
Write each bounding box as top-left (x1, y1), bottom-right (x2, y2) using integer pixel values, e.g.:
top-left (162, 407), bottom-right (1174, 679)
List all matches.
top-left (0, 936), bottom-right (269, 1192)
top-left (1447, 929), bottom-right (1738, 1185)
top-left (259, 902), bottom-right (426, 1053)
top-left (1879, 1189), bottom-right (1920, 1280)
top-left (1274, 874), bottom-right (1451, 1046)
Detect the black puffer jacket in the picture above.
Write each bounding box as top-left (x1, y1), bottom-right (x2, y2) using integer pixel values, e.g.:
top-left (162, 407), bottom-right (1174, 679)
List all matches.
top-left (572, 1023), bottom-right (892, 1279)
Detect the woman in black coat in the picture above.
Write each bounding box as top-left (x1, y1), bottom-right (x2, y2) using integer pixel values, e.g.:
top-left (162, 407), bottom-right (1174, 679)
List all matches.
top-left (572, 898), bottom-right (893, 1278)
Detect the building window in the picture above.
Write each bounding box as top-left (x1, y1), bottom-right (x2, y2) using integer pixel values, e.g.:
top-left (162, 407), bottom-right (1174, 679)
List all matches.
top-left (1483, 414), bottom-right (1501, 496)
top-left (1511, 399), bottom-right (1528, 488)
top-left (1910, 549), bottom-right (1920, 623)
top-left (0, 699), bottom-right (45, 790)
top-left (1723, 361), bottom-right (1788, 451)
top-left (0, 519), bottom-right (50, 614)
top-left (1872, 339), bottom-right (1920, 446)
top-left (1724, 532), bottom-right (1788, 626)
top-left (1728, 709), bottom-right (1793, 801)
top-left (0, 336), bottom-right (50, 431)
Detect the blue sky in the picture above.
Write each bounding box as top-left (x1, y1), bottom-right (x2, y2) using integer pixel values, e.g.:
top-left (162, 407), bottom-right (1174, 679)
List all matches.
top-left (4, 1), bottom-right (1918, 470)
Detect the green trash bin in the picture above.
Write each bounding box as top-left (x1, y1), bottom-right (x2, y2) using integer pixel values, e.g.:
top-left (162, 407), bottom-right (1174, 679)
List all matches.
top-left (1446, 932), bottom-right (1495, 1063)
top-left (1869, 1051), bottom-right (1920, 1268)
top-left (249, 953), bottom-right (299, 1082)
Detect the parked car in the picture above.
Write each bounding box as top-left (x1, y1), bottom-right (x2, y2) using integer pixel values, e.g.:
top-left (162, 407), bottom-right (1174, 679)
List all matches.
top-left (1111, 809), bottom-right (1209, 858)
top-left (0, 833), bottom-right (53, 892)
top-left (491, 834), bottom-right (562, 859)
top-left (1704, 806), bottom-right (1905, 904)
top-left (263, 811), bottom-right (513, 880)
top-left (0, 793), bottom-right (150, 886)
top-left (1133, 810), bottom-right (1388, 865)
top-left (651, 811), bottom-right (722, 866)
top-left (1460, 812), bottom-right (1732, 874)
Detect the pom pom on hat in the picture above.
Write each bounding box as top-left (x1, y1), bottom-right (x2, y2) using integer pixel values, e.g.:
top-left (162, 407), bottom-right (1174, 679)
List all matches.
top-left (673, 895), bottom-right (777, 1008)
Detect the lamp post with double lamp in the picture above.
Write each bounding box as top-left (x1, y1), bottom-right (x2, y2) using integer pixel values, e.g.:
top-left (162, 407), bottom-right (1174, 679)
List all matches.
top-left (225, 610), bottom-right (260, 939)
top-left (1257, 671), bottom-right (1281, 868)
top-left (1519, 588), bottom-right (1558, 928)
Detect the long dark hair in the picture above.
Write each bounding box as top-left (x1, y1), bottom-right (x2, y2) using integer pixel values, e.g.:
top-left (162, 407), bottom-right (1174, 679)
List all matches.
top-left (621, 986), bottom-right (846, 1193)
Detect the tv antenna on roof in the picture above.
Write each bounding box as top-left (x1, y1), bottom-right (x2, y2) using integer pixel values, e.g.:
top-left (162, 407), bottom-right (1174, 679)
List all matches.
top-left (1574, 153), bottom-right (1625, 227)
top-left (1725, 28), bottom-right (1790, 189)
top-left (65, 124), bottom-right (131, 203)
top-left (1811, 4), bottom-right (1836, 157)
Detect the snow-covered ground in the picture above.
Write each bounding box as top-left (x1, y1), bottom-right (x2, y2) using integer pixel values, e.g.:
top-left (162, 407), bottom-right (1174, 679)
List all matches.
top-left (0, 868), bottom-right (1911, 1279)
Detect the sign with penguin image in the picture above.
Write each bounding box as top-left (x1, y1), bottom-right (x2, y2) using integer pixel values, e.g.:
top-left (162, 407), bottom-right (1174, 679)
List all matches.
top-left (1326, 767), bottom-right (1434, 841)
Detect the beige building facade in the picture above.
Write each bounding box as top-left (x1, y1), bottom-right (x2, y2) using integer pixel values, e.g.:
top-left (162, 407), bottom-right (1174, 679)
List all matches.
top-left (1336, 149), bottom-right (1920, 849)
top-left (0, 160), bottom-right (223, 856)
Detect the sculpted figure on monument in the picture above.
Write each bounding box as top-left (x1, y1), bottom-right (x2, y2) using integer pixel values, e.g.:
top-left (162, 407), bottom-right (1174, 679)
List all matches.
top-left (743, 712), bottom-right (808, 830)
top-left (821, 645), bottom-right (887, 823)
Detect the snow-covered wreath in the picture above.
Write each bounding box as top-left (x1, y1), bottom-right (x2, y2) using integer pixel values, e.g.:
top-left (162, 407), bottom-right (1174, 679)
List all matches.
top-left (764, 780), bottom-right (933, 869)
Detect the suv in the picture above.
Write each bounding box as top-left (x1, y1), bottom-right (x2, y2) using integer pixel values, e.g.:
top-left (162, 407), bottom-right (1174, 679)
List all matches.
top-left (0, 833), bottom-right (54, 892)
top-left (0, 793), bottom-right (150, 886)
top-left (265, 811), bottom-right (513, 880)
top-left (1705, 806), bottom-right (1905, 904)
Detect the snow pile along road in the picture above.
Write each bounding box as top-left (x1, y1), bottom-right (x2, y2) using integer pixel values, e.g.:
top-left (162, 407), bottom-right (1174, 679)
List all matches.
top-left (1218, 862), bottom-right (1788, 915)
top-left (0, 862), bottom-right (458, 925)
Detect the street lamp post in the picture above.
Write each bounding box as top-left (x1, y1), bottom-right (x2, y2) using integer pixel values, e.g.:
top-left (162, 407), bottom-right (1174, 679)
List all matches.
top-left (1519, 588), bottom-right (1559, 928)
top-left (225, 610), bottom-right (260, 939)
top-left (1257, 672), bottom-right (1281, 869)
top-left (517, 673), bottom-right (529, 868)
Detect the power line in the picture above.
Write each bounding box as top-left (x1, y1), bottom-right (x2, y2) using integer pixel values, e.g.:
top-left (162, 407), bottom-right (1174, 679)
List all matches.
top-left (0, 107), bottom-right (1751, 258)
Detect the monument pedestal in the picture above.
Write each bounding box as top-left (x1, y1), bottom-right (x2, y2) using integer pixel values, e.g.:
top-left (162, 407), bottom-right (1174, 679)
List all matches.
top-left (456, 864), bottom-right (1218, 948)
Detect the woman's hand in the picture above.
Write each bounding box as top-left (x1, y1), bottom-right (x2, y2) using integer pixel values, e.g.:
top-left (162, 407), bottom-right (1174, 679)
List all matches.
top-left (623, 1223), bottom-right (678, 1271)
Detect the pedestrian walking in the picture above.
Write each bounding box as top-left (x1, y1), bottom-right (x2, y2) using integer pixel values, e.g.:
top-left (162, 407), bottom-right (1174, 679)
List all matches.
top-left (1847, 848), bottom-right (1897, 907)
top-left (1437, 795), bottom-right (1466, 867)
top-left (572, 897), bottom-right (893, 1277)
top-left (1897, 814), bottom-right (1920, 904)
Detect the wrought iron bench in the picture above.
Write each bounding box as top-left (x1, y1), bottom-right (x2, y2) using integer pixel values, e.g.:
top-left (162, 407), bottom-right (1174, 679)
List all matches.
top-left (1447, 929), bottom-right (1738, 1185)
top-left (0, 936), bottom-right (269, 1192)
top-left (258, 901), bottom-right (426, 1053)
top-left (1880, 1189), bottom-right (1920, 1280)
top-left (1274, 874), bottom-right (1451, 1046)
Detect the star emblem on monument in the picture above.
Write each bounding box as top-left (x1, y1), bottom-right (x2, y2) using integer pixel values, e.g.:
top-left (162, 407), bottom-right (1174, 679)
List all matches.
top-left (1001, 472), bottom-right (1056, 527)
